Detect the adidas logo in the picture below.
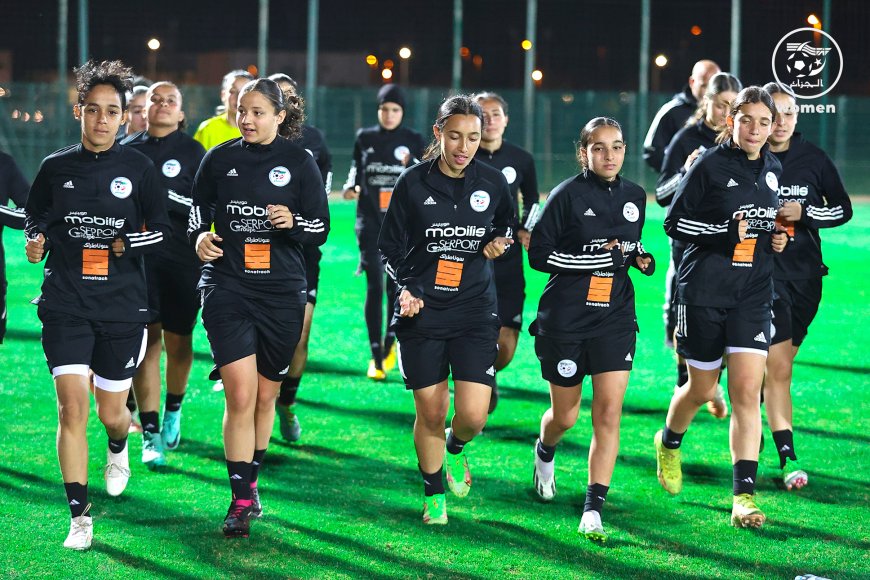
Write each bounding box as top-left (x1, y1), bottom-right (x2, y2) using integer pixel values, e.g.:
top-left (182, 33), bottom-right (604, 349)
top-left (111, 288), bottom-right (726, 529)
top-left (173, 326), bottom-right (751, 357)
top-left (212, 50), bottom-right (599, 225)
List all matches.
top-left (486, 366), bottom-right (495, 377)
top-left (63, 180), bottom-right (74, 189)
top-left (365, 147), bottom-right (375, 154)
top-left (226, 168), bottom-right (238, 176)
top-left (424, 196), bottom-right (436, 205)
top-left (754, 332), bottom-right (766, 343)
top-left (625, 352), bottom-right (632, 361)
top-left (69, 499), bottom-right (80, 506)
top-left (740, 477), bottom-right (754, 484)
top-left (584, 208), bottom-right (596, 217)
top-left (230, 474), bottom-right (243, 480)
top-left (512, 314), bottom-right (522, 324)
top-left (780, 445), bottom-right (791, 452)
top-left (280, 366), bottom-right (290, 374)
top-left (727, 178), bottom-right (739, 188)
top-left (124, 357), bottom-right (135, 369)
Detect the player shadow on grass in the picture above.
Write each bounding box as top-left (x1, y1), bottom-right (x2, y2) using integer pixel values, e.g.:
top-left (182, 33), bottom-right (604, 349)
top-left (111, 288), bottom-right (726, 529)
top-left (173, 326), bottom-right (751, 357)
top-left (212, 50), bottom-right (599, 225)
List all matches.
top-left (2, 328), bottom-right (40, 342)
top-left (794, 359), bottom-right (870, 375)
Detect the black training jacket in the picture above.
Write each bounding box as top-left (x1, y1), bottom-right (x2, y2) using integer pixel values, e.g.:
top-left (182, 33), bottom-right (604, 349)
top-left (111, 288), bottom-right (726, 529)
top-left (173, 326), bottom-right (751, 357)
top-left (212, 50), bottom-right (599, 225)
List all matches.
top-left (528, 171), bottom-right (654, 340)
top-left (297, 124), bottom-right (333, 193)
top-left (643, 87), bottom-right (697, 173)
top-left (379, 158), bottom-right (514, 333)
top-left (24, 142), bottom-right (171, 322)
top-left (772, 133), bottom-right (852, 281)
top-left (187, 137), bottom-right (330, 300)
top-left (655, 119), bottom-right (718, 207)
top-left (343, 125), bottom-right (426, 227)
top-left (665, 141), bottom-right (782, 308)
top-left (0, 151), bottom-right (30, 290)
top-left (122, 129), bottom-right (205, 264)
top-left (478, 140), bottom-right (539, 231)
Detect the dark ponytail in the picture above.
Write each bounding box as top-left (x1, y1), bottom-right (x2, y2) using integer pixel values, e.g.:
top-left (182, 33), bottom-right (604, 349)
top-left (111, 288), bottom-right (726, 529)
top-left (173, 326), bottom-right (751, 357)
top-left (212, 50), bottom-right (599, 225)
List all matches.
top-left (715, 85), bottom-right (776, 144)
top-left (576, 117), bottom-right (622, 170)
top-left (422, 94), bottom-right (484, 160)
top-left (687, 72), bottom-right (743, 127)
top-left (239, 78), bottom-right (305, 141)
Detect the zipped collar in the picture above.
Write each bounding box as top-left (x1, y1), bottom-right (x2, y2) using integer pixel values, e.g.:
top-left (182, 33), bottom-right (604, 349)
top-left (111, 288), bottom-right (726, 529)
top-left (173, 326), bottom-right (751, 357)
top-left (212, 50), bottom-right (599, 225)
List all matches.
top-left (77, 141), bottom-right (121, 160)
top-left (241, 140), bottom-right (274, 152)
top-left (582, 169), bottom-right (622, 192)
top-left (695, 119), bottom-right (718, 141)
top-left (422, 158), bottom-right (480, 198)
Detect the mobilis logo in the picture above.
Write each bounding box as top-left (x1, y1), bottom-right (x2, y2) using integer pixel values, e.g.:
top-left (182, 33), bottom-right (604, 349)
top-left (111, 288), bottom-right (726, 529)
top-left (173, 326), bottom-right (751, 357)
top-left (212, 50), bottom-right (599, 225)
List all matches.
top-left (771, 28), bottom-right (843, 101)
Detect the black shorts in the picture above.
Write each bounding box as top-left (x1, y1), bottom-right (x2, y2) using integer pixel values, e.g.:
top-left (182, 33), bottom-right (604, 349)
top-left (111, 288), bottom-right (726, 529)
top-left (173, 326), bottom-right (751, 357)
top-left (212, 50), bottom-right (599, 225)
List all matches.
top-left (146, 256), bottom-right (201, 335)
top-left (201, 286), bottom-right (305, 382)
top-left (771, 278), bottom-right (822, 347)
top-left (535, 331), bottom-right (636, 387)
top-left (38, 306), bottom-right (146, 391)
top-left (303, 245), bottom-right (322, 305)
top-left (675, 303), bottom-right (772, 367)
top-left (494, 247), bottom-right (526, 330)
top-left (1, 279), bottom-right (7, 344)
top-left (395, 324), bottom-right (499, 390)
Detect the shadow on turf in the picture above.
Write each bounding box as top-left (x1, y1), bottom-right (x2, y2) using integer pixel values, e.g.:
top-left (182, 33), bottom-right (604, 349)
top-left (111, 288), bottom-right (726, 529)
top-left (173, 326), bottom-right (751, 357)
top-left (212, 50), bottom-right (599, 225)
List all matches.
top-left (795, 359), bottom-right (870, 375)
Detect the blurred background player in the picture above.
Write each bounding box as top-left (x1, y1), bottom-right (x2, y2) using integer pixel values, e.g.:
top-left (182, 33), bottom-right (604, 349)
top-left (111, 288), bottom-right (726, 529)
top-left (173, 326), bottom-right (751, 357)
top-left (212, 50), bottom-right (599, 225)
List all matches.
top-left (193, 69), bottom-right (254, 151)
top-left (123, 81), bottom-right (206, 468)
top-left (343, 84), bottom-right (425, 380)
top-left (473, 92), bottom-right (539, 413)
top-left (643, 59), bottom-right (720, 174)
top-left (656, 72), bottom-right (742, 419)
top-left (0, 149), bottom-right (29, 343)
top-left (527, 117), bottom-right (654, 543)
top-left (122, 85), bottom-right (148, 138)
top-left (269, 72), bottom-right (333, 443)
top-left (761, 82), bottom-right (853, 491)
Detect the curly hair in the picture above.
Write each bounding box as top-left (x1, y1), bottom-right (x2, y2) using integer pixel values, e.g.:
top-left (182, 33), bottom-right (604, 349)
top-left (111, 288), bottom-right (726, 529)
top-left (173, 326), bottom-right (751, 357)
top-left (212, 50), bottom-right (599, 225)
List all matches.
top-left (74, 59), bottom-right (134, 109)
top-left (239, 78), bottom-right (305, 141)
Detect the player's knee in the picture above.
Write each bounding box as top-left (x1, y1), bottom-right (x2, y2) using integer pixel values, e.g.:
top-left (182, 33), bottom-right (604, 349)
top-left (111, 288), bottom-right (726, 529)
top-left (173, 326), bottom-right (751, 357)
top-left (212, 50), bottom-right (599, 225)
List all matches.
top-left (57, 400), bottom-right (89, 429)
top-left (96, 404), bottom-right (128, 432)
top-left (416, 405), bottom-right (448, 430)
top-left (551, 408), bottom-right (579, 433)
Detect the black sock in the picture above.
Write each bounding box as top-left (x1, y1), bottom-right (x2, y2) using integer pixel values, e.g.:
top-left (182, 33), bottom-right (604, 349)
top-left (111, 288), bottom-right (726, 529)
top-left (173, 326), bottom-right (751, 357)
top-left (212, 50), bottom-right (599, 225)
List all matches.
top-left (661, 425), bottom-right (685, 449)
top-left (536, 439), bottom-right (556, 463)
top-left (251, 449), bottom-right (267, 484)
top-left (384, 332), bottom-right (396, 355)
top-left (226, 460), bottom-right (253, 500)
top-left (584, 483), bottom-right (610, 514)
top-left (108, 435), bottom-right (128, 454)
top-left (420, 465), bottom-right (445, 496)
top-left (125, 390), bottom-right (137, 413)
top-left (165, 392), bottom-right (185, 413)
top-left (370, 342), bottom-right (383, 368)
top-left (676, 363), bottom-right (688, 387)
top-left (278, 376), bottom-right (301, 406)
top-left (64, 482), bottom-right (89, 518)
top-left (446, 430), bottom-right (468, 455)
top-left (139, 411), bottom-right (159, 434)
top-left (771, 429), bottom-right (797, 469)
top-left (718, 362), bottom-right (726, 385)
top-left (733, 460), bottom-right (759, 495)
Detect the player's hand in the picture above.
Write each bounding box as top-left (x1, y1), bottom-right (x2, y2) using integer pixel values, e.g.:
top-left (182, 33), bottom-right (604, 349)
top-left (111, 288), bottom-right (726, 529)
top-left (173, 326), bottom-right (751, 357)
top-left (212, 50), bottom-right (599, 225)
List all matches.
top-left (343, 187), bottom-right (360, 200)
top-left (635, 254), bottom-right (652, 271)
top-left (517, 229), bottom-right (531, 250)
top-left (733, 212), bottom-right (748, 242)
top-left (777, 201), bottom-right (802, 222)
top-left (267, 204), bottom-right (294, 229)
top-left (604, 239), bottom-right (622, 254)
top-left (401, 152), bottom-right (412, 166)
top-left (683, 147), bottom-right (704, 172)
top-left (483, 236), bottom-right (514, 259)
top-left (196, 232), bottom-right (223, 262)
top-left (771, 226), bottom-right (788, 253)
top-left (111, 237), bottom-right (126, 257)
top-left (25, 233), bottom-right (46, 263)
top-left (399, 288), bottom-right (424, 318)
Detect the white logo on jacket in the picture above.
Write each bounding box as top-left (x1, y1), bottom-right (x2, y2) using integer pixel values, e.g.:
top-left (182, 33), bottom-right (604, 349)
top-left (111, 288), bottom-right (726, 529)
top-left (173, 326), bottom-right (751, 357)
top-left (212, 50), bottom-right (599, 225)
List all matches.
top-left (557, 359), bottom-right (577, 378)
top-left (394, 145), bottom-right (410, 162)
top-left (110, 177), bottom-right (132, 199)
top-left (470, 190), bottom-right (490, 212)
top-left (269, 166), bottom-right (291, 187)
top-left (162, 159), bottom-right (181, 178)
top-left (765, 172), bottom-right (779, 192)
top-left (623, 202), bottom-right (639, 222)
top-left (501, 166), bottom-right (517, 184)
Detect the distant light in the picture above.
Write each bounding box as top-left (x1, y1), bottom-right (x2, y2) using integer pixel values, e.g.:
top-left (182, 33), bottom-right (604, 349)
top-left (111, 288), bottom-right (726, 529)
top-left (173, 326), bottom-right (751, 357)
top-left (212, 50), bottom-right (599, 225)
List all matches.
top-left (366, 54), bottom-right (378, 67)
top-left (147, 38), bottom-right (161, 51)
top-left (247, 64), bottom-right (258, 76)
top-left (654, 54), bottom-right (668, 67)
top-left (531, 69), bottom-right (543, 82)
top-left (460, 46), bottom-right (470, 58)
top-left (561, 94), bottom-right (574, 104)
top-left (472, 55), bottom-right (483, 68)
top-left (383, 59), bottom-right (395, 70)
top-left (807, 14), bottom-right (820, 26)
top-left (0, 87), bottom-right (6, 97)
top-left (34, 110), bottom-right (44, 123)
top-left (521, 39), bottom-right (532, 51)
top-left (381, 69), bottom-right (393, 80)
top-left (399, 47), bottom-right (412, 59)
top-left (690, 25), bottom-right (702, 36)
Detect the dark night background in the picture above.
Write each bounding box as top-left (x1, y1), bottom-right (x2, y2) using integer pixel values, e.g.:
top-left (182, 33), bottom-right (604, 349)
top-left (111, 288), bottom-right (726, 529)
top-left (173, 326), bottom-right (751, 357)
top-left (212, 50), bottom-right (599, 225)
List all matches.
top-left (1, 0), bottom-right (868, 93)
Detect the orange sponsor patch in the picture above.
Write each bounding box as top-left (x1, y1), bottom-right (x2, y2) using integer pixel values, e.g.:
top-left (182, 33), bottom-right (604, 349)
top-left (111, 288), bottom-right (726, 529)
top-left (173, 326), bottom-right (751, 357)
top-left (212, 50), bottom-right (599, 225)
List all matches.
top-left (776, 215), bottom-right (795, 238)
top-left (732, 238), bottom-right (757, 263)
top-left (244, 243), bottom-right (271, 269)
top-left (82, 248), bottom-right (109, 276)
top-left (379, 188), bottom-right (393, 211)
top-left (434, 259), bottom-right (463, 288)
top-left (586, 276), bottom-right (613, 303)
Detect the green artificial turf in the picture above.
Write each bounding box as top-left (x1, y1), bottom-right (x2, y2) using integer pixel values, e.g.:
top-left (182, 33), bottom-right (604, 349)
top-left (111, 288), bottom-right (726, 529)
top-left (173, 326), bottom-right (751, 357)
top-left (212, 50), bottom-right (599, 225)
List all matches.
top-left (1, 200), bottom-right (867, 579)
